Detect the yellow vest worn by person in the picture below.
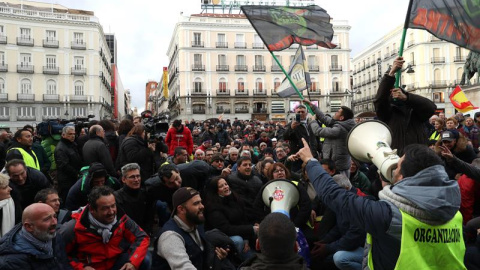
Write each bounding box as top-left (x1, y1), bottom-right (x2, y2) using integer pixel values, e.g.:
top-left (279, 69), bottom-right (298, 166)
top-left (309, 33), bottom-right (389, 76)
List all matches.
top-left (367, 210), bottom-right (466, 270)
top-left (7, 147), bottom-right (40, 170)
top-left (429, 130), bottom-right (441, 141)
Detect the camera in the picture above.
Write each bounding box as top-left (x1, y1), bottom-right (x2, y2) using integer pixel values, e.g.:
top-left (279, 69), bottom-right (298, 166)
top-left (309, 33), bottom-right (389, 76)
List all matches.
top-left (295, 113), bottom-right (301, 122)
top-left (141, 110), bottom-right (170, 142)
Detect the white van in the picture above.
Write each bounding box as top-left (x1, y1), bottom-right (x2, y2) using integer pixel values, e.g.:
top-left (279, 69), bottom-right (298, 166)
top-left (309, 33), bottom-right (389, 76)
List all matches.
top-left (463, 108), bottom-right (480, 118)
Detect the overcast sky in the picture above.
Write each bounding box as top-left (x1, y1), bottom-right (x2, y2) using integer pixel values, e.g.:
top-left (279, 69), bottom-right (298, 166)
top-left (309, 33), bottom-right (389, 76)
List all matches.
top-left (31, 0), bottom-right (409, 111)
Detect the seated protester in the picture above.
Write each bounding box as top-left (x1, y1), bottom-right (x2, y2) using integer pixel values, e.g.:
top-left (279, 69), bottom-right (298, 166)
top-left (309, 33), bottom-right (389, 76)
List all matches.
top-left (274, 146), bottom-right (288, 164)
top-left (349, 159), bottom-right (372, 195)
top-left (320, 159), bottom-right (337, 176)
top-left (254, 159), bottom-right (275, 185)
top-left (204, 176), bottom-right (258, 261)
top-left (114, 163), bottom-right (154, 234)
top-left (208, 153), bottom-right (231, 181)
top-left (434, 130), bottom-right (477, 179)
top-left (226, 157), bottom-right (263, 213)
top-left (0, 174), bottom-right (21, 237)
top-left (65, 162), bottom-right (121, 211)
top-left (164, 146), bottom-right (189, 166)
top-left (239, 212), bottom-right (308, 270)
top-left (194, 149), bottom-right (205, 161)
top-left (145, 164), bottom-right (182, 227)
top-left (258, 147), bottom-right (274, 162)
top-left (5, 159), bottom-right (50, 210)
top-left (153, 187), bottom-right (229, 269)
top-left (310, 175), bottom-right (367, 270)
top-left (224, 147), bottom-right (239, 168)
top-left (252, 163), bottom-right (312, 234)
top-left (34, 188), bottom-right (71, 227)
top-left (60, 186), bottom-right (150, 270)
top-left (0, 203), bottom-right (72, 270)
top-left (231, 150), bottom-right (253, 172)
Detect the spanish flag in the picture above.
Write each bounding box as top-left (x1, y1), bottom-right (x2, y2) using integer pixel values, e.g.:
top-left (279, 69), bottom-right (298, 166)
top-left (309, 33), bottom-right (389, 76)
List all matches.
top-left (449, 85), bottom-right (478, 113)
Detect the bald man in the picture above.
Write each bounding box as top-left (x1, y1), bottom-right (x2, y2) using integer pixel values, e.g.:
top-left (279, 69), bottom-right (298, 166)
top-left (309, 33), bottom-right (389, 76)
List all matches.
top-left (0, 203), bottom-right (72, 269)
top-left (82, 125), bottom-right (117, 177)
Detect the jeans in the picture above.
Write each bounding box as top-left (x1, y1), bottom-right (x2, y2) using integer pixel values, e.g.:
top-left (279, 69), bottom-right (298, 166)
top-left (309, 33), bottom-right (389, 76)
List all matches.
top-left (333, 246), bottom-right (363, 270)
top-left (230, 235), bottom-right (254, 261)
top-left (156, 200), bottom-right (171, 227)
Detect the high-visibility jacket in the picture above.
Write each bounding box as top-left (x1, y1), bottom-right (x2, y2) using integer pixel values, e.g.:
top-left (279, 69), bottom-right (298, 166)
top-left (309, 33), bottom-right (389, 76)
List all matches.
top-left (7, 147), bottom-right (39, 170)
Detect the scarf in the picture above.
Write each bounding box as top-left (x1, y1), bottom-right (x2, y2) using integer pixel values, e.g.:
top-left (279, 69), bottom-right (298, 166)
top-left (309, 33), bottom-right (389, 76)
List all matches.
top-left (378, 185), bottom-right (444, 226)
top-left (88, 211), bottom-right (117, 244)
top-left (20, 226), bottom-right (53, 256)
top-left (0, 197), bottom-right (15, 238)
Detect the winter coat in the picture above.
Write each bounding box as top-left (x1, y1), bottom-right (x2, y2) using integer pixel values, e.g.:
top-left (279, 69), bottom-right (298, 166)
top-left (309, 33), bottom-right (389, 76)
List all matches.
top-left (116, 135), bottom-right (155, 181)
top-left (0, 223), bottom-right (72, 270)
top-left (165, 125), bottom-right (194, 156)
top-left (214, 129), bottom-right (231, 147)
top-left (240, 253), bottom-right (309, 270)
top-left (104, 131), bottom-right (119, 164)
top-left (226, 172), bottom-right (263, 210)
top-left (283, 120), bottom-right (318, 158)
top-left (374, 75), bottom-right (437, 156)
top-left (40, 136), bottom-right (57, 171)
top-left (114, 186), bottom-right (154, 234)
top-left (55, 138), bottom-right (82, 190)
top-left (10, 167), bottom-right (50, 210)
top-left (82, 136), bottom-right (116, 177)
top-left (59, 206), bottom-right (149, 270)
top-left (350, 169), bottom-right (372, 195)
top-left (434, 134), bottom-right (478, 179)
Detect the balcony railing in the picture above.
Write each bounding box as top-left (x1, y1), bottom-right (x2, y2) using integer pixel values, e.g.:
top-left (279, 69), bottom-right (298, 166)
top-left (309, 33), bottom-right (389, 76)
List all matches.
top-left (43, 39), bottom-right (59, 48)
top-left (17, 115), bottom-right (36, 121)
top-left (253, 65), bottom-right (266, 72)
top-left (191, 90), bottom-right (206, 96)
top-left (308, 89), bottom-right (321, 96)
top-left (271, 65), bottom-right (282, 72)
top-left (216, 108), bottom-right (231, 114)
top-left (235, 89), bottom-right (249, 95)
top-left (330, 65), bottom-right (342, 71)
top-left (235, 65), bottom-right (248, 72)
top-left (69, 95), bottom-right (90, 102)
top-left (431, 80), bottom-right (448, 87)
top-left (43, 94), bottom-right (59, 101)
top-left (17, 64), bottom-right (34, 74)
top-left (252, 43), bottom-right (264, 49)
top-left (235, 108), bottom-right (249, 113)
top-left (216, 42), bottom-right (228, 48)
top-left (0, 93), bottom-right (7, 101)
top-left (454, 56), bottom-right (466, 62)
top-left (0, 64), bottom-right (7, 72)
top-left (43, 66), bottom-right (59, 75)
top-left (431, 57), bottom-right (445, 64)
top-left (309, 65), bottom-right (319, 72)
top-left (253, 108), bottom-right (268, 113)
top-left (407, 41), bottom-right (415, 47)
top-left (191, 41), bottom-right (204, 47)
top-left (71, 67), bottom-right (87, 75)
top-left (71, 41), bottom-right (86, 50)
top-left (216, 89), bottom-right (230, 95)
top-left (192, 108), bottom-right (206, 114)
top-left (0, 35), bottom-right (6, 44)
top-left (234, 42), bottom-right (247, 48)
top-left (192, 65), bottom-right (205, 71)
top-left (17, 37), bottom-right (34, 46)
top-left (17, 94), bottom-right (35, 101)
top-left (253, 89), bottom-right (267, 96)
top-left (216, 65), bottom-right (229, 72)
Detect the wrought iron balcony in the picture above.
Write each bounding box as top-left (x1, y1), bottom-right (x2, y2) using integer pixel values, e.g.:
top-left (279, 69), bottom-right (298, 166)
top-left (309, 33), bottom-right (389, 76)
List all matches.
top-left (253, 65), bottom-right (266, 72)
top-left (234, 42), bottom-right (247, 49)
top-left (71, 41), bottom-right (86, 50)
top-left (0, 64), bottom-right (7, 72)
top-left (253, 89), bottom-right (267, 96)
top-left (192, 108), bottom-right (206, 114)
top-left (407, 41), bottom-right (415, 47)
top-left (17, 64), bottom-right (34, 74)
top-left (71, 67), bottom-right (86, 75)
top-left (454, 56), bottom-right (466, 62)
top-left (330, 65), bottom-right (342, 71)
top-left (271, 65), bottom-right (282, 72)
top-left (191, 41), bottom-right (204, 47)
top-left (0, 35), bottom-right (6, 44)
top-left (17, 94), bottom-right (35, 101)
top-left (191, 89), bottom-right (206, 96)
top-left (309, 65), bottom-right (319, 72)
top-left (308, 89), bottom-right (321, 96)
top-left (216, 108), bottom-right (231, 114)
top-left (0, 93), bottom-right (7, 101)
top-left (430, 80), bottom-right (448, 87)
top-left (431, 57), bottom-right (445, 64)
top-left (235, 89), bottom-right (249, 95)
top-left (235, 108), bottom-right (249, 113)
top-left (216, 42), bottom-right (228, 48)
top-left (43, 66), bottom-right (59, 75)
top-left (69, 95), bottom-right (89, 102)
top-left (17, 115), bottom-right (36, 121)
top-left (216, 65), bottom-right (229, 72)
top-left (17, 37), bottom-right (33, 46)
top-left (235, 65), bottom-right (248, 72)
top-left (43, 94), bottom-right (59, 101)
top-left (252, 43), bottom-right (264, 49)
top-left (216, 89), bottom-right (230, 95)
top-left (43, 39), bottom-right (59, 48)
top-left (253, 108), bottom-right (268, 113)
top-left (192, 65), bottom-right (205, 71)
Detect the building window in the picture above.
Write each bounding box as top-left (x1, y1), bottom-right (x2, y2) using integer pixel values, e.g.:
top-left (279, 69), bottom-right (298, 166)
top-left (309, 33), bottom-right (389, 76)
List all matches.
top-left (331, 55), bottom-right (338, 66)
top-left (237, 79), bottom-right (245, 91)
top-left (20, 53), bottom-right (31, 66)
top-left (20, 79), bottom-right (31, 94)
top-left (74, 56), bottom-right (84, 69)
top-left (219, 78), bottom-right (227, 92)
top-left (217, 33), bottom-right (225, 43)
top-left (46, 30), bottom-right (56, 41)
top-left (194, 54), bottom-right (202, 66)
top-left (255, 55), bottom-right (264, 66)
top-left (46, 80), bottom-right (56, 94)
top-left (73, 107), bottom-right (86, 117)
top-left (193, 78), bottom-right (202, 93)
top-left (73, 32), bottom-right (84, 43)
top-left (0, 78), bottom-right (4, 93)
top-left (0, 106), bottom-right (8, 117)
top-left (74, 81), bottom-right (84, 95)
top-left (0, 52), bottom-right (4, 66)
top-left (311, 80), bottom-right (318, 91)
top-left (332, 78), bottom-right (340, 92)
top-left (18, 107), bottom-right (35, 117)
top-left (46, 55), bottom-right (56, 68)
top-left (272, 55), bottom-right (281, 67)
top-left (236, 55), bottom-right (245, 65)
top-left (20, 28), bottom-right (31, 39)
top-left (43, 107), bottom-right (60, 117)
top-left (274, 78), bottom-right (281, 90)
top-left (255, 78), bottom-right (263, 91)
top-left (218, 54), bottom-right (226, 66)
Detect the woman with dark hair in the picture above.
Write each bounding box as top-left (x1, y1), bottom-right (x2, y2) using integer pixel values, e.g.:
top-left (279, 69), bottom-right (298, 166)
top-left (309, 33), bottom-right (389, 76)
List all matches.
top-left (254, 159), bottom-right (275, 184)
top-left (115, 124), bottom-right (156, 182)
top-left (204, 176), bottom-right (257, 261)
top-left (117, 119), bottom-right (134, 146)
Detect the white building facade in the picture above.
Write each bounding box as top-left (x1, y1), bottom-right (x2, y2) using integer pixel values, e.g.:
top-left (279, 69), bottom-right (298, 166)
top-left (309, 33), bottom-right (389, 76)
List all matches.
top-left (157, 12), bottom-right (351, 122)
top-left (0, 0), bottom-right (114, 129)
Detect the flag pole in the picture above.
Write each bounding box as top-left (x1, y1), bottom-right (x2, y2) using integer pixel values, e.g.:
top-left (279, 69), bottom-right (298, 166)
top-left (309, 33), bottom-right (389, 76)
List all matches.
top-left (394, 0), bottom-right (414, 88)
top-left (270, 50), bottom-right (314, 115)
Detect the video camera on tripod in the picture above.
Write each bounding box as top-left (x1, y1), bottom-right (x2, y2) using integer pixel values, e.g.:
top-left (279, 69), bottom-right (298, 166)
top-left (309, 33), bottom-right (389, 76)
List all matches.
top-left (140, 110), bottom-right (169, 141)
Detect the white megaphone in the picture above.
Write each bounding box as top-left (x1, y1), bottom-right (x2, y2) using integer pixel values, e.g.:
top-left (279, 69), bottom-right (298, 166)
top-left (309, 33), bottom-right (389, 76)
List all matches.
top-left (261, 179), bottom-right (299, 217)
top-left (347, 120), bottom-right (400, 183)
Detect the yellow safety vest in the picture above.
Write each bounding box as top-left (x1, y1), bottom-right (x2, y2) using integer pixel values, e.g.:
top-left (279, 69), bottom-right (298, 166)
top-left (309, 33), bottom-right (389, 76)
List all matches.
top-left (367, 210), bottom-right (466, 270)
top-left (429, 131), bottom-right (441, 141)
top-left (7, 147), bottom-right (40, 170)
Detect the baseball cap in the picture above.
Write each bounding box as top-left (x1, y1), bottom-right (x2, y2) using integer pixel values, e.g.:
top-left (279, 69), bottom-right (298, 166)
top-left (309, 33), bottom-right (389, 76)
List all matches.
top-left (211, 153), bottom-right (225, 163)
top-left (475, 112), bottom-right (480, 119)
top-left (171, 187), bottom-right (200, 217)
top-left (272, 138), bottom-right (277, 142)
top-left (441, 130), bottom-right (457, 141)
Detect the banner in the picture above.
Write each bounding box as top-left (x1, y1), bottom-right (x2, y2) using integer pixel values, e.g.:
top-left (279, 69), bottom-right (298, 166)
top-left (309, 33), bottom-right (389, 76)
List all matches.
top-left (275, 46), bottom-right (311, 97)
top-left (163, 67), bottom-right (168, 98)
top-left (449, 85), bottom-right (478, 113)
top-left (408, 0), bottom-right (480, 53)
top-left (241, 5), bottom-right (336, 51)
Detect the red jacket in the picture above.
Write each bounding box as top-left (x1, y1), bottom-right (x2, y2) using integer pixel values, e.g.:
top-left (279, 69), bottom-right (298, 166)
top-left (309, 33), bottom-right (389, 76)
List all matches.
top-left (459, 174), bottom-right (480, 224)
top-left (165, 125), bottom-right (194, 156)
top-left (60, 206), bottom-right (149, 270)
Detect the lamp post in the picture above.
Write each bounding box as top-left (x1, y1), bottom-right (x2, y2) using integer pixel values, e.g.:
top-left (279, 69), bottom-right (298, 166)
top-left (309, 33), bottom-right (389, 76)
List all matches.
top-left (377, 58), bottom-right (382, 80)
top-left (345, 89), bottom-right (362, 108)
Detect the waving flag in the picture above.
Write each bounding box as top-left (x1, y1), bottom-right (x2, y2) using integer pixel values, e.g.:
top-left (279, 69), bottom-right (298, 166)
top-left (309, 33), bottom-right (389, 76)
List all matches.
top-left (449, 85), bottom-right (479, 113)
top-left (275, 46), bottom-right (311, 97)
top-left (408, 0), bottom-right (480, 53)
top-left (241, 5), bottom-right (336, 51)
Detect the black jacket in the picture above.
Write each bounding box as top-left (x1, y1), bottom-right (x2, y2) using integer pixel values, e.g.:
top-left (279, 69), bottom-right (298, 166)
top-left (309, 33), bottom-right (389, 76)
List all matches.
top-left (283, 121), bottom-right (318, 158)
top-left (226, 172), bottom-right (262, 211)
top-left (240, 253), bottom-right (309, 270)
top-left (374, 75), bottom-right (436, 156)
top-left (10, 167), bottom-right (50, 210)
top-left (116, 135), bottom-right (155, 182)
top-left (114, 186), bottom-right (154, 234)
top-left (82, 136), bottom-right (116, 177)
top-left (54, 138), bottom-right (82, 189)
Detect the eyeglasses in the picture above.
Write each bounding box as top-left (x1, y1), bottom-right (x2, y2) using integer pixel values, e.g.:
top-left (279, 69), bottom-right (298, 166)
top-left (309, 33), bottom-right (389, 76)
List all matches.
top-left (273, 168), bottom-right (285, 174)
top-left (126, 174), bottom-right (141, 180)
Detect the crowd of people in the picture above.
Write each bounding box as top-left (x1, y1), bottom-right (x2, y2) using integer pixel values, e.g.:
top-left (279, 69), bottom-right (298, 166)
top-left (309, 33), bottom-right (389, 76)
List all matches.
top-left (0, 56), bottom-right (479, 269)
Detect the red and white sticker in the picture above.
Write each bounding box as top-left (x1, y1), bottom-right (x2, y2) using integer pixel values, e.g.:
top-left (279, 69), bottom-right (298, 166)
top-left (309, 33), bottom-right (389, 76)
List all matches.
top-left (273, 188), bottom-right (284, 201)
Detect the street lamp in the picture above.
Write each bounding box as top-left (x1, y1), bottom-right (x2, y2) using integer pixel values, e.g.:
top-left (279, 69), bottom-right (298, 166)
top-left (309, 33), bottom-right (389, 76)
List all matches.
top-left (377, 58), bottom-right (382, 80)
top-left (64, 110), bottom-right (69, 119)
top-left (345, 89), bottom-right (362, 109)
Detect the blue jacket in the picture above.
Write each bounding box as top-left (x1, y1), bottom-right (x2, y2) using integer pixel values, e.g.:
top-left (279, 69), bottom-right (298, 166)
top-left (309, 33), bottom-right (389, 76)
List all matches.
top-left (305, 160), bottom-right (460, 270)
top-left (0, 223), bottom-right (72, 270)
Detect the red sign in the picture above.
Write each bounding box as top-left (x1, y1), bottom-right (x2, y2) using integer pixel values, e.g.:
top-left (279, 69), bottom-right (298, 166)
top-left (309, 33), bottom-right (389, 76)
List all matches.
top-left (273, 188), bottom-right (284, 201)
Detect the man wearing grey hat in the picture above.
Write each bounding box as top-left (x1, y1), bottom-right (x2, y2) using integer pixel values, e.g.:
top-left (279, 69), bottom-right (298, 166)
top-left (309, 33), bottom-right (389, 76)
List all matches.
top-left (153, 187), bottom-right (228, 269)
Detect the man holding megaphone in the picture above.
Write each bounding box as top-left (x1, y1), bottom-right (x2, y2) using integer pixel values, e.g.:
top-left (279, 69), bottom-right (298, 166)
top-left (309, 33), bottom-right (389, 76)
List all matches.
top-left (296, 138), bottom-right (466, 269)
